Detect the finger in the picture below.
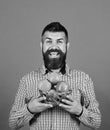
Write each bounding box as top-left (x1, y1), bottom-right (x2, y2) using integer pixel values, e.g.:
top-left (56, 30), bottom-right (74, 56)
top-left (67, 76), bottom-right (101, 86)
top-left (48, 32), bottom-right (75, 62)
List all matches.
top-left (42, 103), bottom-right (53, 108)
top-left (61, 99), bottom-right (72, 105)
top-left (59, 103), bottom-right (70, 109)
top-left (38, 96), bottom-right (46, 102)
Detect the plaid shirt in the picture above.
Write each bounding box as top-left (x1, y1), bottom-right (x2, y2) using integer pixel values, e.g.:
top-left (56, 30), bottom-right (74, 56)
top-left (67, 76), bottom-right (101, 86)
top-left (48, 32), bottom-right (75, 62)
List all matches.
top-left (9, 64), bottom-right (101, 130)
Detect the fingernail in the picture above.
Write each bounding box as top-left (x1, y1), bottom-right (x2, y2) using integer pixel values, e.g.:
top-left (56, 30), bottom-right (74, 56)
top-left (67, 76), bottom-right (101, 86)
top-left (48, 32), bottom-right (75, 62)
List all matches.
top-left (66, 95), bottom-right (69, 98)
top-left (62, 99), bottom-right (64, 102)
top-left (59, 104), bottom-right (61, 107)
top-left (43, 97), bottom-right (46, 100)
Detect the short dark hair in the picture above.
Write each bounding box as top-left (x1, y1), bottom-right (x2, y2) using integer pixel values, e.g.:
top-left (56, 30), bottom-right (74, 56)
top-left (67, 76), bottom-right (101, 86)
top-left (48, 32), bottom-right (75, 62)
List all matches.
top-left (41, 22), bottom-right (68, 42)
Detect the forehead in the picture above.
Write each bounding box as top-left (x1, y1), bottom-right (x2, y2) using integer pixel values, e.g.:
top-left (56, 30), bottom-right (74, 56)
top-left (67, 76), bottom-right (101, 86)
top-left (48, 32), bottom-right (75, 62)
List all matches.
top-left (43, 31), bottom-right (66, 40)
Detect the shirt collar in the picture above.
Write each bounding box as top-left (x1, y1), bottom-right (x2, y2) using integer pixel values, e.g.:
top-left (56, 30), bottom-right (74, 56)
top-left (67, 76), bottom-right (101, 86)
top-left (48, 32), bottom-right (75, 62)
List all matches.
top-left (40, 63), bottom-right (70, 76)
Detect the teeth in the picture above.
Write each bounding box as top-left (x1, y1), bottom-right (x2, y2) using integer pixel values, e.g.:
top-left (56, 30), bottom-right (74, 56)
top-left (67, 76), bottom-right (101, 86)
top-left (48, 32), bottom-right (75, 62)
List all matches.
top-left (49, 52), bottom-right (59, 58)
top-left (50, 52), bottom-right (58, 55)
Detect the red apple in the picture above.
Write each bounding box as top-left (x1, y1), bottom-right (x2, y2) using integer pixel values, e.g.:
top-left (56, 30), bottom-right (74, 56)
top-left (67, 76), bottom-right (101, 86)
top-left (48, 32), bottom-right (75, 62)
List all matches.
top-left (56, 81), bottom-right (69, 93)
top-left (47, 72), bottom-right (61, 84)
top-left (48, 89), bottom-right (57, 98)
top-left (38, 79), bottom-right (51, 93)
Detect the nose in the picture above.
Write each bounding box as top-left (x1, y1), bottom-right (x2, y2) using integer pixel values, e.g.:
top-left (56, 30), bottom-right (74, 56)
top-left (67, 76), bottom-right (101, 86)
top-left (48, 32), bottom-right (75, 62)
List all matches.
top-left (51, 41), bottom-right (58, 49)
top-left (51, 45), bottom-right (58, 50)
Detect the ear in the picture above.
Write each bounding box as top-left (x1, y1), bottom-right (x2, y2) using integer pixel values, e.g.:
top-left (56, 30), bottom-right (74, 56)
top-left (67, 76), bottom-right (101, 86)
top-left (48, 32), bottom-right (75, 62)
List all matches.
top-left (40, 42), bottom-right (43, 50)
top-left (67, 42), bottom-right (70, 51)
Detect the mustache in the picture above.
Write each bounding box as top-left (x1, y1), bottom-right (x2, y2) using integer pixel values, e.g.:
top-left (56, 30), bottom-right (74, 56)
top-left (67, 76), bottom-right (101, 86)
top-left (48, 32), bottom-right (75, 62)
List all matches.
top-left (45, 49), bottom-right (63, 55)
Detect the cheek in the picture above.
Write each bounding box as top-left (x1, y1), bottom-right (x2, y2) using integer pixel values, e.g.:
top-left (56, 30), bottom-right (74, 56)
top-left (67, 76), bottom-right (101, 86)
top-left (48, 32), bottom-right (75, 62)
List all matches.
top-left (60, 45), bottom-right (67, 53)
top-left (42, 45), bottom-right (49, 53)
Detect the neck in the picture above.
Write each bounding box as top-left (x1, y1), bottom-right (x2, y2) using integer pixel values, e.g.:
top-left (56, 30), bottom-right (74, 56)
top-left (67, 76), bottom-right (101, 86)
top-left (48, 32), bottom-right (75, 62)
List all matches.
top-left (51, 68), bottom-right (61, 73)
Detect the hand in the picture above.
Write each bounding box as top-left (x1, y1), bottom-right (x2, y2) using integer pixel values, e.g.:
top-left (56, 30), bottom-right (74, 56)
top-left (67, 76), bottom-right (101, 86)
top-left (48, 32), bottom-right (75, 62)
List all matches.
top-left (27, 96), bottom-right (53, 114)
top-left (59, 95), bottom-right (82, 116)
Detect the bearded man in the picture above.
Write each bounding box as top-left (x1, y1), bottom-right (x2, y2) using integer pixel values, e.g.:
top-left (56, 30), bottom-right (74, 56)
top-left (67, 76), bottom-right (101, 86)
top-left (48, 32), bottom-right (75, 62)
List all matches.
top-left (9, 22), bottom-right (101, 130)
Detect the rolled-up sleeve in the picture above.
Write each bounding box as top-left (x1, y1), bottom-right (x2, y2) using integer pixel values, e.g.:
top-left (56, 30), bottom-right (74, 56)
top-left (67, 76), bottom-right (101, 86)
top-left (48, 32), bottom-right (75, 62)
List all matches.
top-left (9, 77), bottom-right (33, 130)
top-left (78, 74), bottom-right (101, 129)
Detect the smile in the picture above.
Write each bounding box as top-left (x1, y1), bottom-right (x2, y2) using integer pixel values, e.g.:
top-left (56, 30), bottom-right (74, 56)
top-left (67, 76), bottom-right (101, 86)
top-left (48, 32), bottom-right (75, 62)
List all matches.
top-left (49, 52), bottom-right (60, 58)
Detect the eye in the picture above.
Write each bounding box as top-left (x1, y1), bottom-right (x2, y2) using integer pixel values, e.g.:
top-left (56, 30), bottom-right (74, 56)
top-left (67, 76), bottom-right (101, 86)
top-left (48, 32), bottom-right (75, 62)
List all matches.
top-left (45, 40), bottom-right (52, 44)
top-left (57, 40), bottom-right (64, 44)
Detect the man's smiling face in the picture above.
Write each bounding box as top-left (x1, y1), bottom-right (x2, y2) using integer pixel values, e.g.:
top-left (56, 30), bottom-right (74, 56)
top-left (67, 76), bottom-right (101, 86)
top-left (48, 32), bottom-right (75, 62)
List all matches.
top-left (41, 31), bottom-right (69, 70)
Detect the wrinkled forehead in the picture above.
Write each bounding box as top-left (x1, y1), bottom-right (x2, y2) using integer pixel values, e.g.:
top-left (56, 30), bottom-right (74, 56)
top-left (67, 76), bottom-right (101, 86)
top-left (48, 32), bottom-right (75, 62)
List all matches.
top-left (42, 31), bottom-right (67, 41)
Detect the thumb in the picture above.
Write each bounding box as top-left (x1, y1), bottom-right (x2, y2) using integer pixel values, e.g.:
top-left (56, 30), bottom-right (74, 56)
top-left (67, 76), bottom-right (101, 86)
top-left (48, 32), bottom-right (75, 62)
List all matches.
top-left (66, 95), bottom-right (74, 102)
top-left (38, 96), bottom-right (46, 102)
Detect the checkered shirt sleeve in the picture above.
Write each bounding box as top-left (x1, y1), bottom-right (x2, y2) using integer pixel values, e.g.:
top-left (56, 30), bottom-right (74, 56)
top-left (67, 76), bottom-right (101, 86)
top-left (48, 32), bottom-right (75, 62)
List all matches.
top-left (78, 73), bottom-right (101, 129)
top-left (9, 76), bottom-right (34, 129)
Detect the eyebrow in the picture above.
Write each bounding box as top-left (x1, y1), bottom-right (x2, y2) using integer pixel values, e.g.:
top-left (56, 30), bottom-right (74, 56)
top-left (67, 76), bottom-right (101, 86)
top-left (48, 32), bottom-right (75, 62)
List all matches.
top-left (45, 37), bottom-right (52, 40)
top-left (57, 38), bottom-right (64, 41)
top-left (44, 37), bottom-right (65, 41)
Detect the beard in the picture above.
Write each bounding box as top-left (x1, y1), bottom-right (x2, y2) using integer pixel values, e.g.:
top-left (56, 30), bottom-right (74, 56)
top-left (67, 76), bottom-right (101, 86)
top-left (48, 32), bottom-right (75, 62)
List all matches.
top-left (42, 48), bottom-right (67, 71)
